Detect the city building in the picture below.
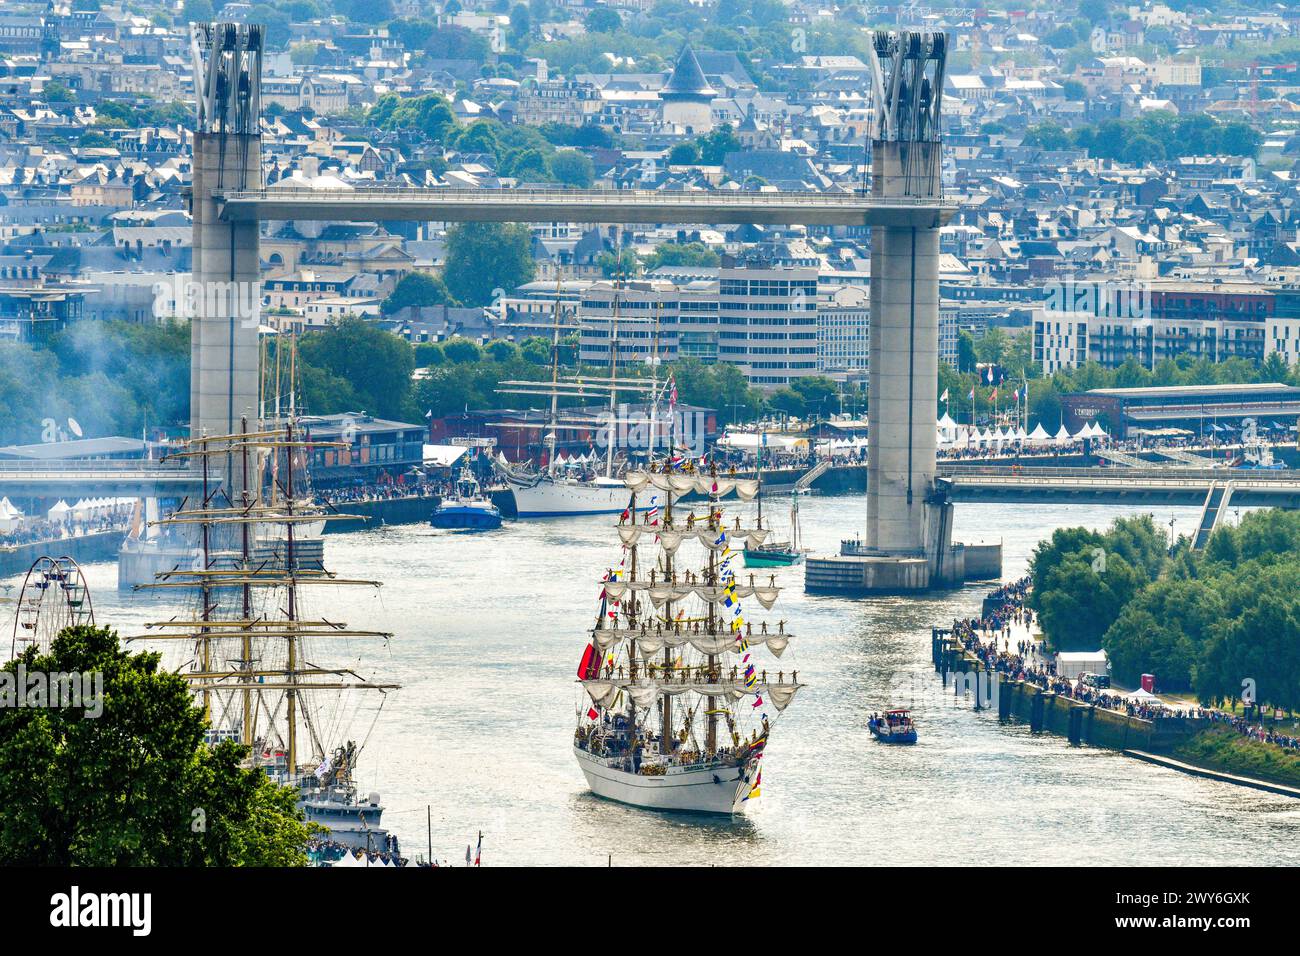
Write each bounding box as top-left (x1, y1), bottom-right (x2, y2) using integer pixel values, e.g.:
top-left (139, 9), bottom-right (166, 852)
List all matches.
top-left (1061, 383), bottom-right (1300, 438)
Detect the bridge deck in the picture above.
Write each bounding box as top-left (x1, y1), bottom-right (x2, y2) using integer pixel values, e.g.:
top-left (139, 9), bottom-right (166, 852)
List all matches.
top-left (216, 187), bottom-right (956, 227)
top-left (940, 464), bottom-right (1300, 506)
top-left (0, 461), bottom-right (212, 498)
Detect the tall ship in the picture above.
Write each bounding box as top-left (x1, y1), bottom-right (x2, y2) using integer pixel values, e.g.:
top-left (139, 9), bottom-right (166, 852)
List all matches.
top-left (573, 461), bottom-right (802, 813)
top-left (129, 418), bottom-right (404, 863)
top-left (495, 271), bottom-right (664, 518)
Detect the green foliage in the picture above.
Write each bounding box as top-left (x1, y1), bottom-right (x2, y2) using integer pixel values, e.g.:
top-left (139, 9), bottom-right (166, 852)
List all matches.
top-left (1029, 515), bottom-right (1167, 653)
top-left (668, 357), bottom-right (763, 426)
top-left (668, 142), bottom-right (701, 165)
top-left (382, 271), bottom-right (460, 315)
top-left (295, 316), bottom-right (416, 421)
top-left (0, 320), bottom-right (189, 445)
top-left (368, 92), bottom-right (458, 144)
top-left (42, 81), bottom-right (75, 103)
top-left (1035, 508), bottom-right (1300, 710)
top-left (642, 241), bottom-right (720, 272)
top-left (586, 8), bottom-right (622, 33)
top-left (1174, 726), bottom-right (1300, 789)
top-left (597, 248), bottom-right (640, 279)
top-left (1025, 112), bottom-right (1262, 159)
top-left (0, 625), bottom-right (310, 865)
top-left (549, 150), bottom-right (595, 188)
top-left (444, 222), bottom-right (536, 306)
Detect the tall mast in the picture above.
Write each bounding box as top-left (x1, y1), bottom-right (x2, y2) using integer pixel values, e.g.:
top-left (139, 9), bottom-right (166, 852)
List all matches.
top-left (705, 465), bottom-right (718, 756)
top-left (239, 416), bottom-right (253, 747)
top-left (546, 273), bottom-right (562, 475)
top-left (605, 254), bottom-right (622, 479)
top-left (660, 475), bottom-right (674, 755)
top-left (648, 302), bottom-right (660, 464)
top-left (199, 440), bottom-right (213, 722)
top-left (284, 420), bottom-right (298, 774)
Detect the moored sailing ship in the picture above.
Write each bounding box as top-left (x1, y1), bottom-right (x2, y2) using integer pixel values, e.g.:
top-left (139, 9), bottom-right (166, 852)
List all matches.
top-left (573, 462), bottom-right (803, 813)
top-left (129, 418), bottom-right (404, 861)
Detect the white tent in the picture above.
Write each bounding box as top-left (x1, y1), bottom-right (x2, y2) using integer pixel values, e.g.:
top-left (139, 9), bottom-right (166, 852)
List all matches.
top-left (422, 444), bottom-right (469, 468)
top-left (1128, 688), bottom-right (1161, 703)
top-left (1014, 427), bottom-right (1028, 442)
top-left (0, 498), bottom-right (18, 534)
top-left (1088, 422), bottom-right (1108, 439)
top-left (1056, 650), bottom-right (1109, 680)
top-left (1054, 424), bottom-right (1072, 444)
top-left (1027, 423), bottom-right (1050, 444)
top-left (48, 500), bottom-right (72, 523)
top-left (1072, 424), bottom-right (1092, 441)
top-left (71, 499), bottom-right (94, 521)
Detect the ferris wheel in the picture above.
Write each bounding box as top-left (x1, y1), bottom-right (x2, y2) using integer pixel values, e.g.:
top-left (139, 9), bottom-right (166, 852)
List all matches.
top-left (9, 556), bottom-right (95, 661)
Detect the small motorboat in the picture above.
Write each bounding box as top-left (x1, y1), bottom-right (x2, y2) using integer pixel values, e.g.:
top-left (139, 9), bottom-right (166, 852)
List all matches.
top-left (431, 469), bottom-right (503, 530)
top-left (868, 709), bottom-right (918, 745)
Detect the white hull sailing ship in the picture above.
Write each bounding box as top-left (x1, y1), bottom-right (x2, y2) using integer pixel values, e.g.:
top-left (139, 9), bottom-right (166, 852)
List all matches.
top-left (130, 418), bottom-right (403, 862)
top-left (509, 474), bottom-right (632, 518)
top-left (496, 267), bottom-right (666, 519)
top-left (573, 464), bottom-right (802, 814)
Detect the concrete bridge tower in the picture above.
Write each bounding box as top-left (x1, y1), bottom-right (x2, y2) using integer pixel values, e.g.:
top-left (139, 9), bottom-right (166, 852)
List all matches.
top-left (806, 31), bottom-right (1002, 593)
top-left (189, 22), bottom-right (263, 491)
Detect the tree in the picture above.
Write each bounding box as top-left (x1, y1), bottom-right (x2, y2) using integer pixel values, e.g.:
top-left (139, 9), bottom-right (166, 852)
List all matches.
top-left (956, 330), bottom-right (978, 373)
top-left (1259, 352), bottom-right (1289, 385)
top-left (444, 222), bottom-right (536, 306)
top-left (642, 241), bottom-right (720, 272)
top-left (382, 271), bottom-right (460, 315)
top-left (585, 8), bottom-right (621, 33)
top-left (768, 387), bottom-right (806, 418)
top-left (1078, 0), bottom-right (1111, 25)
top-left (290, 42), bottom-right (319, 66)
top-left (296, 316), bottom-right (416, 421)
top-left (668, 142), bottom-right (701, 165)
top-left (182, 0), bottom-right (214, 20)
top-left (443, 337), bottom-right (483, 364)
top-left (697, 125), bottom-right (741, 165)
top-left (0, 625), bottom-right (311, 865)
top-left (550, 150), bottom-right (594, 187)
top-left (42, 81), bottom-right (74, 103)
top-left (508, 3), bottom-right (531, 46)
top-left (597, 248), bottom-right (640, 278)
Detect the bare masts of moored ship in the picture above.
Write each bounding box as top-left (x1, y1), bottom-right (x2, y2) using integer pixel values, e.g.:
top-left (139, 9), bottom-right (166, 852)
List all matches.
top-left (132, 416), bottom-right (398, 780)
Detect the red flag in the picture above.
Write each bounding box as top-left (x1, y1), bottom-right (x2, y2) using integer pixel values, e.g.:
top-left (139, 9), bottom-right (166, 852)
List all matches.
top-left (578, 643), bottom-right (596, 678)
top-left (587, 707), bottom-right (598, 720)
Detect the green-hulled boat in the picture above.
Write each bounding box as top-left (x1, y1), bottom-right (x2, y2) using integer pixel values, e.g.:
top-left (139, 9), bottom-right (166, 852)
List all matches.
top-left (743, 484), bottom-right (806, 567)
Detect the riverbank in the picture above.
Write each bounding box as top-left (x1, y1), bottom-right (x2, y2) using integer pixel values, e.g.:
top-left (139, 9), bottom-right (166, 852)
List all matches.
top-left (937, 582), bottom-right (1300, 798)
top-left (1124, 748), bottom-right (1300, 798)
top-left (0, 529), bottom-right (125, 577)
top-left (1169, 726), bottom-right (1300, 790)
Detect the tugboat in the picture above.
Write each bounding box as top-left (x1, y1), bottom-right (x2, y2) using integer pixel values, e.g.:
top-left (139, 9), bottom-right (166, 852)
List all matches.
top-left (431, 469), bottom-right (503, 530)
top-left (868, 709), bottom-right (918, 744)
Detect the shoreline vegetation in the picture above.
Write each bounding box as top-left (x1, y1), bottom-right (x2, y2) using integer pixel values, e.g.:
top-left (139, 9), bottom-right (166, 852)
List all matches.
top-left (1172, 727), bottom-right (1300, 791)
top-left (1024, 508), bottom-right (1300, 793)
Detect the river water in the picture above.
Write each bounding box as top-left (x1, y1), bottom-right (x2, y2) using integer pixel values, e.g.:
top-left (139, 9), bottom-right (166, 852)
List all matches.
top-left (14, 495), bottom-right (1300, 866)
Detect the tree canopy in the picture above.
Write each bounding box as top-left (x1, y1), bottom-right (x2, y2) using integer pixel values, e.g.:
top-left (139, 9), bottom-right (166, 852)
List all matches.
top-left (0, 625), bottom-right (311, 865)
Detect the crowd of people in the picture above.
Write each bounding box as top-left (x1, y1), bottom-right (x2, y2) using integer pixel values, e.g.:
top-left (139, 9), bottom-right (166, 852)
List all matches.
top-left (951, 578), bottom-right (1299, 744)
top-left (0, 514), bottom-right (131, 551)
top-left (315, 478), bottom-right (445, 507)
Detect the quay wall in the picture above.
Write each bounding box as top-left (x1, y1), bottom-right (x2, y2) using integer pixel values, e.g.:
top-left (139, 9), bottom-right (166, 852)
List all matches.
top-left (0, 530), bottom-right (126, 578)
top-left (320, 495), bottom-right (439, 532)
top-left (930, 628), bottom-right (1203, 753)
